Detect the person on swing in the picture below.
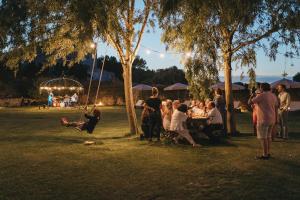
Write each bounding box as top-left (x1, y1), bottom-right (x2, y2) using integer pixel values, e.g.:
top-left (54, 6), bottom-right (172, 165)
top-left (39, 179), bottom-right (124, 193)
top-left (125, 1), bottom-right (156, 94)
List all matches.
top-left (60, 108), bottom-right (101, 134)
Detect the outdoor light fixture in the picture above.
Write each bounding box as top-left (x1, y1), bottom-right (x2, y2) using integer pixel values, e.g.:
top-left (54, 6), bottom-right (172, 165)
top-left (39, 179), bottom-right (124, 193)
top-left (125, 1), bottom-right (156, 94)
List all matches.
top-left (146, 49), bottom-right (151, 55)
top-left (159, 53), bottom-right (165, 58)
top-left (90, 43), bottom-right (96, 49)
top-left (97, 101), bottom-right (104, 106)
top-left (185, 52), bottom-right (192, 57)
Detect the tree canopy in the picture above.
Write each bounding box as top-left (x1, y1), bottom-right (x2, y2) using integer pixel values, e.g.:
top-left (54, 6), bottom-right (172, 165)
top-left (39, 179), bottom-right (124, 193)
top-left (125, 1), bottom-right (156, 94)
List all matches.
top-left (158, 0), bottom-right (300, 134)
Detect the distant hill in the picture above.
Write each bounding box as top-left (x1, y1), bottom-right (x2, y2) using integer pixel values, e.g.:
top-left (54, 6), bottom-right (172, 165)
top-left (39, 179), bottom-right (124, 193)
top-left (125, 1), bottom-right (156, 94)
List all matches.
top-left (219, 76), bottom-right (293, 83)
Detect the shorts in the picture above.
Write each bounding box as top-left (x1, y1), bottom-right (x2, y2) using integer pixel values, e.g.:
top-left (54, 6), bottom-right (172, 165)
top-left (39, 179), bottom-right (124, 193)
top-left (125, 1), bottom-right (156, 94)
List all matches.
top-left (257, 124), bottom-right (274, 139)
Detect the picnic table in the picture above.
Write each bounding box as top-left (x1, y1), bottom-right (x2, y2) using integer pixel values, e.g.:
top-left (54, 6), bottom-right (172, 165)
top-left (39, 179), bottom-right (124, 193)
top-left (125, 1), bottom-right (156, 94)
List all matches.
top-left (187, 117), bottom-right (224, 142)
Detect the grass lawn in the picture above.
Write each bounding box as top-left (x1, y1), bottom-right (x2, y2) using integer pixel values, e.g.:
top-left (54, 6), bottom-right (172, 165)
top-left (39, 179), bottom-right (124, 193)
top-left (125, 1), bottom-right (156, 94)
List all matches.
top-left (0, 106), bottom-right (300, 200)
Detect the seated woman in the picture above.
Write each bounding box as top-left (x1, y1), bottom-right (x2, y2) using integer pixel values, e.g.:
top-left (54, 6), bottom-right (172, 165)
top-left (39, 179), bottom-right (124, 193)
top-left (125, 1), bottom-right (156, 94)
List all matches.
top-left (191, 100), bottom-right (206, 118)
top-left (162, 100), bottom-right (173, 131)
top-left (170, 104), bottom-right (200, 147)
top-left (140, 105), bottom-right (150, 139)
top-left (203, 101), bottom-right (223, 140)
top-left (61, 109), bottom-right (101, 134)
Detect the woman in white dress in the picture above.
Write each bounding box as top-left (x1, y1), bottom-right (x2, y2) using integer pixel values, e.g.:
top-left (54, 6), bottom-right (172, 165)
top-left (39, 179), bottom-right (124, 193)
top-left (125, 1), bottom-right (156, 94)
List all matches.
top-left (170, 104), bottom-right (200, 147)
top-left (162, 100), bottom-right (173, 130)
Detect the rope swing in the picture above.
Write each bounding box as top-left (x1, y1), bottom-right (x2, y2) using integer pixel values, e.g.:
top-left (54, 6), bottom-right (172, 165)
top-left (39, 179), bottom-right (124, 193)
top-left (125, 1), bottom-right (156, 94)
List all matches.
top-left (81, 43), bottom-right (108, 120)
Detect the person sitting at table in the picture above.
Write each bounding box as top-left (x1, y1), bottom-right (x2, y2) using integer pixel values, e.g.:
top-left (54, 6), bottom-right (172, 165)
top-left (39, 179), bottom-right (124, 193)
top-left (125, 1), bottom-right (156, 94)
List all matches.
top-left (192, 100), bottom-right (206, 118)
top-left (162, 100), bottom-right (173, 131)
top-left (172, 100), bottom-right (180, 110)
top-left (203, 101), bottom-right (223, 140)
top-left (170, 104), bottom-right (200, 147)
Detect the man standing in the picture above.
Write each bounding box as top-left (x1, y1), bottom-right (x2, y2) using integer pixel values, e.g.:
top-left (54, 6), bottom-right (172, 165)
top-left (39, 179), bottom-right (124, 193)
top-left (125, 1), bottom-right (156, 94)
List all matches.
top-left (249, 83), bottom-right (278, 160)
top-left (277, 84), bottom-right (291, 139)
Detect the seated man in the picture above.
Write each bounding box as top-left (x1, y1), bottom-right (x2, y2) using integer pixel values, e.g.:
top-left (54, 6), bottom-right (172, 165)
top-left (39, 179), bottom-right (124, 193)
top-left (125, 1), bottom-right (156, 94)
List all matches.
top-left (170, 104), bottom-right (200, 147)
top-left (203, 101), bottom-right (223, 141)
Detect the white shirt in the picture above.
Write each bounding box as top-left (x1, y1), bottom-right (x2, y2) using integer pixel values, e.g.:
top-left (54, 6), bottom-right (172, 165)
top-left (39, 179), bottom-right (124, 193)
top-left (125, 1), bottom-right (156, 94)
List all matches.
top-left (170, 109), bottom-right (188, 131)
top-left (192, 107), bottom-right (206, 117)
top-left (278, 91), bottom-right (291, 111)
top-left (207, 108), bottom-right (223, 125)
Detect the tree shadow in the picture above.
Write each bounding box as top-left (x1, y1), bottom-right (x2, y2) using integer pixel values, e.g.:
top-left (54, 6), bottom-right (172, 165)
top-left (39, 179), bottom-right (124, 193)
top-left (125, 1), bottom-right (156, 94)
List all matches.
top-left (0, 135), bottom-right (104, 145)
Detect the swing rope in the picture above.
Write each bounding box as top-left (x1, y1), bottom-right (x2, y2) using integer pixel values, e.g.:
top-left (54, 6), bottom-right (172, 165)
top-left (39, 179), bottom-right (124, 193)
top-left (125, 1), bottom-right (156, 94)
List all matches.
top-left (80, 43), bottom-right (108, 121)
top-left (94, 50), bottom-right (107, 105)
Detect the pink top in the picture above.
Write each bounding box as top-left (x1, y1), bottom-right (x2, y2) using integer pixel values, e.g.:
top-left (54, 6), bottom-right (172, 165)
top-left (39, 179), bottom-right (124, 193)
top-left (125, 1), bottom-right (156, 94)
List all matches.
top-left (252, 91), bottom-right (278, 125)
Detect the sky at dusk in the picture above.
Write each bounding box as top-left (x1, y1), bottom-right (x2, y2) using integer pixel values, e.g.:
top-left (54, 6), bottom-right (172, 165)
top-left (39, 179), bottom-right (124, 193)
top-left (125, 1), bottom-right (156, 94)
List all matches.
top-left (97, 27), bottom-right (300, 77)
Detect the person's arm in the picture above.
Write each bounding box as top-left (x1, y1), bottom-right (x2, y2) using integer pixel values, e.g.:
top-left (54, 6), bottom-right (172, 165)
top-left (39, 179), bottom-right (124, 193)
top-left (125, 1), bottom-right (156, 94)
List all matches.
top-left (85, 113), bottom-right (93, 120)
top-left (250, 93), bottom-right (262, 105)
top-left (285, 93), bottom-right (291, 110)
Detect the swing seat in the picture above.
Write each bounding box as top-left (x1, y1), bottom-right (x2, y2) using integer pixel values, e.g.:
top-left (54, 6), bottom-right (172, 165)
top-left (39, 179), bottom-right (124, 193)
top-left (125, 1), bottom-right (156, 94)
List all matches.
top-left (84, 140), bottom-right (96, 145)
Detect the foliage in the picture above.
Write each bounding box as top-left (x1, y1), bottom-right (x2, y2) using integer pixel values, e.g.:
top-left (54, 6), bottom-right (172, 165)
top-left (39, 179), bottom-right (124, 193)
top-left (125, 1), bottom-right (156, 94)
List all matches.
top-left (152, 66), bottom-right (187, 85)
top-left (158, 0), bottom-right (300, 134)
top-left (0, 0), bottom-right (109, 68)
top-left (247, 68), bottom-right (256, 90)
top-left (185, 57), bottom-right (219, 100)
top-left (293, 72), bottom-right (300, 82)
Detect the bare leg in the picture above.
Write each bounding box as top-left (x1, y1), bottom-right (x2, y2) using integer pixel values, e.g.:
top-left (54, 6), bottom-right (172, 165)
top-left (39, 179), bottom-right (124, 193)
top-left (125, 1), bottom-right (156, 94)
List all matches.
top-left (178, 130), bottom-right (199, 146)
top-left (263, 139), bottom-right (268, 157)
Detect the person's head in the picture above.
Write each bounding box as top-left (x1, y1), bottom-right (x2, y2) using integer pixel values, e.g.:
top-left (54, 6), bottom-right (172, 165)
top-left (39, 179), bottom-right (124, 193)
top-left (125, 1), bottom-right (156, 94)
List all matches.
top-left (205, 98), bottom-right (211, 107)
top-left (260, 82), bottom-right (271, 92)
top-left (166, 100), bottom-right (173, 110)
top-left (277, 84), bottom-right (286, 93)
top-left (191, 100), bottom-right (196, 106)
top-left (215, 88), bottom-right (222, 96)
top-left (207, 101), bottom-right (216, 110)
top-left (177, 104), bottom-right (188, 113)
top-left (93, 109), bottom-right (101, 119)
top-left (152, 87), bottom-right (159, 97)
top-left (198, 101), bottom-right (205, 108)
top-left (172, 100), bottom-right (180, 110)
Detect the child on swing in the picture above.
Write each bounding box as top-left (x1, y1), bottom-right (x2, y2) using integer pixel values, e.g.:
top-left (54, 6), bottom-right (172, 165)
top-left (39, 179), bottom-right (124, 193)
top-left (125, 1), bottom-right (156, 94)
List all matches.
top-left (60, 108), bottom-right (101, 134)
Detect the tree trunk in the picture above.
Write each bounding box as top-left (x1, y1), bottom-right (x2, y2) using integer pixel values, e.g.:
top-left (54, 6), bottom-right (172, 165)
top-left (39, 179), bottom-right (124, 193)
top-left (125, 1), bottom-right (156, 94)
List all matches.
top-left (123, 62), bottom-right (139, 135)
top-left (223, 53), bottom-right (237, 135)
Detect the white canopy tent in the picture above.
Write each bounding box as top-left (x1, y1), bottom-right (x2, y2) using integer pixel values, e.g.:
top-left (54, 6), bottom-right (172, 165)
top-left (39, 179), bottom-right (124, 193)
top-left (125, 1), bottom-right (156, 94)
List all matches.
top-left (210, 82), bottom-right (245, 90)
top-left (164, 83), bottom-right (188, 91)
top-left (270, 78), bottom-right (300, 89)
top-left (132, 84), bottom-right (153, 91)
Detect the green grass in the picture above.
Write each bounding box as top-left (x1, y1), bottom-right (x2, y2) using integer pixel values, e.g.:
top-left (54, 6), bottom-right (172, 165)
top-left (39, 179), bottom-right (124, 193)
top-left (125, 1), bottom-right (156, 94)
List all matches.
top-left (0, 107), bottom-right (300, 200)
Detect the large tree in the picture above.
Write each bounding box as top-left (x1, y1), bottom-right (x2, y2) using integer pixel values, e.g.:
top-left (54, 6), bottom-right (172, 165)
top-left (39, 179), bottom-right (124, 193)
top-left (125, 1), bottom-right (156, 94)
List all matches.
top-left (159, 0), bottom-right (300, 134)
top-left (104, 0), bottom-right (156, 134)
top-left (0, 0), bottom-right (156, 134)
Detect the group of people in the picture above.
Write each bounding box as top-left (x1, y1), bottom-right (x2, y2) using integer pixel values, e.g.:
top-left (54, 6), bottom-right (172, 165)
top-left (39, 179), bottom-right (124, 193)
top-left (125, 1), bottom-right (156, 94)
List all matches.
top-left (141, 87), bottom-right (226, 147)
top-left (249, 83), bottom-right (291, 160)
top-left (48, 92), bottom-right (78, 107)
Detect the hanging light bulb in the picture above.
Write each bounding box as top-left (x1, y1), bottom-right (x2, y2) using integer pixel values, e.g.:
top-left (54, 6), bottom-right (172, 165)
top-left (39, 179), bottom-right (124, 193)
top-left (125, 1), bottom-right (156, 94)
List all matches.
top-left (159, 53), bottom-right (165, 58)
top-left (146, 49), bottom-right (151, 55)
top-left (90, 43), bottom-right (96, 49)
top-left (185, 52), bottom-right (192, 58)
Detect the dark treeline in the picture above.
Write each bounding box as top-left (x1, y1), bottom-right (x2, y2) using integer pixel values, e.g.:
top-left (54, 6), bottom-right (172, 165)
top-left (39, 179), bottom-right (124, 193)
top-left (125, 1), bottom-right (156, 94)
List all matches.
top-left (0, 56), bottom-right (186, 98)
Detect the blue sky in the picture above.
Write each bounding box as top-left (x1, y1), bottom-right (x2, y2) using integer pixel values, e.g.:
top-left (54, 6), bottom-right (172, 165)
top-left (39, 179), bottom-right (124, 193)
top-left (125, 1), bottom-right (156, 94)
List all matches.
top-left (97, 28), bottom-right (300, 77)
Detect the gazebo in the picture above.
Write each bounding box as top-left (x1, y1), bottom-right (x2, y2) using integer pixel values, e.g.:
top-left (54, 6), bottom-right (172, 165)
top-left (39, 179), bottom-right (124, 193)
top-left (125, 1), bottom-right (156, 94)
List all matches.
top-left (39, 77), bottom-right (84, 93)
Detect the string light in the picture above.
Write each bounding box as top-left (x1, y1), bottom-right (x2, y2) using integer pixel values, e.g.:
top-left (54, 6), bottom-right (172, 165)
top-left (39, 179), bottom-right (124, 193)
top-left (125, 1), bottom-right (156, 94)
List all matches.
top-left (146, 49), bottom-right (151, 55)
top-left (159, 53), bottom-right (165, 58)
top-left (90, 43), bottom-right (96, 49)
